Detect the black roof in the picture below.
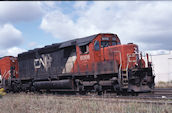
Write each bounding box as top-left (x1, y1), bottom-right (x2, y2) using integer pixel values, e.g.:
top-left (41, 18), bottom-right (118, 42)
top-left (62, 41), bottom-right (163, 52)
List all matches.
top-left (19, 33), bottom-right (116, 56)
top-left (59, 34), bottom-right (97, 48)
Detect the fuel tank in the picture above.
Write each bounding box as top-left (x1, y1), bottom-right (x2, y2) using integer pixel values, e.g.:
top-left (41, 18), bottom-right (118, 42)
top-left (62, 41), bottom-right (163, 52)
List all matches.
top-left (34, 79), bottom-right (74, 90)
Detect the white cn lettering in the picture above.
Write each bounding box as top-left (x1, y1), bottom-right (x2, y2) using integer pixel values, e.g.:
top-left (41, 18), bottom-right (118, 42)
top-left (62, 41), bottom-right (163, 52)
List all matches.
top-left (34, 54), bottom-right (52, 71)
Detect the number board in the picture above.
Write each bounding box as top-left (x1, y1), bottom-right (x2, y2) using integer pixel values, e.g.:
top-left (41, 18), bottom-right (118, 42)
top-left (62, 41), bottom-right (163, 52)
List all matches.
top-left (102, 37), bottom-right (109, 41)
top-left (112, 37), bottom-right (116, 41)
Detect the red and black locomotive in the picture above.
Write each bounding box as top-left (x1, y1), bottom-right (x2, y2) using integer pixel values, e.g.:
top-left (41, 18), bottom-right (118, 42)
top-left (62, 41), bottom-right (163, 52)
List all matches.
top-left (0, 33), bottom-right (155, 95)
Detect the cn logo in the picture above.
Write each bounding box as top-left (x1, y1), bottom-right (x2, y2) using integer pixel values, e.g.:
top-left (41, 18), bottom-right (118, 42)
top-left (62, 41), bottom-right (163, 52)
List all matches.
top-left (34, 54), bottom-right (52, 71)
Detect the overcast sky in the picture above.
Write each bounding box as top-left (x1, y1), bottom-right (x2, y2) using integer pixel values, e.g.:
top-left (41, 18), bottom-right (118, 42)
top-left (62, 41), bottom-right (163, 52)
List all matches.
top-left (0, 1), bottom-right (172, 57)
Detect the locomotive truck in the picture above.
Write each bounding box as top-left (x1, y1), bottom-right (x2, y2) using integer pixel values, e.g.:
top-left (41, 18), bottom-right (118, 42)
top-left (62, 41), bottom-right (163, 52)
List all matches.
top-left (0, 33), bottom-right (155, 95)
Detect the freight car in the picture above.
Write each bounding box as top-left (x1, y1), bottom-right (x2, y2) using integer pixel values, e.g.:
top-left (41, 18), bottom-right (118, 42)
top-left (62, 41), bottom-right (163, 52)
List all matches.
top-left (1, 33), bottom-right (155, 95)
top-left (0, 56), bottom-right (18, 89)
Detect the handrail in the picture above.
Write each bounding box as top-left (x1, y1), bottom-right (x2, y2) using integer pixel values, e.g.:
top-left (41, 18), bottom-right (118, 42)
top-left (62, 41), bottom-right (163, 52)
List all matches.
top-left (113, 51), bottom-right (122, 86)
top-left (126, 53), bottom-right (138, 71)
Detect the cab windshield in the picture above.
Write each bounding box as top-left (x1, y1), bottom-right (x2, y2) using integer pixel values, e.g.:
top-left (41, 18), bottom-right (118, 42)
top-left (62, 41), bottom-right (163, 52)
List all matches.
top-left (101, 41), bottom-right (109, 48)
top-left (101, 41), bottom-right (117, 48)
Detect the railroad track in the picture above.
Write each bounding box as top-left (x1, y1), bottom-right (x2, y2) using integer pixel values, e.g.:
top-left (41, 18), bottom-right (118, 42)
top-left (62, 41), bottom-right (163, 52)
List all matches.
top-left (36, 93), bottom-right (172, 105)
top-left (90, 88), bottom-right (172, 100)
top-left (4, 88), bottom-right (172, 105)
top-left (139, 88), bottom-right (172, 99)
top-left (153, 88), bottom-right (172, 95)
top-left (33, 88), bottom-right (172, 105)
top-left (23, 87), bottom-right (172, 100)
top-left (53, 88), bottom-right (172, 105)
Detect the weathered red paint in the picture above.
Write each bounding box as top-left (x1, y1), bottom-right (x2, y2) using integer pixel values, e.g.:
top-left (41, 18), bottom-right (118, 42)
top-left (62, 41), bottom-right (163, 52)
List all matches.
top-left (0, 56), bottom-right (18, 79)
top-left (72, 33), bottom-right (144, 74)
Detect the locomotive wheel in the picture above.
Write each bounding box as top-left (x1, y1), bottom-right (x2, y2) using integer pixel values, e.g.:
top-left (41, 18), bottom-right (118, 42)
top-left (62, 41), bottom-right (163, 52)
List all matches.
top-left (98, 91), bottom-right (103, 95)
top-left (12, 85), bottom-right (18, 93)
top-left (131, 90), bottom-right (139, 96)
top-left (94, 84), bottom-right (102, 95)
top-left (30, 86), bottom-right (36, 92)
top-left (79, 91), bottom-right (86, 95)
top-left (116, 91), bottom-right (121, 96)
top-left (121, 89), bottom-right (129, 96)
top-left (78, 85), bottom-right (86, 95)
top-left (131, 92), bottom-right (138, 96)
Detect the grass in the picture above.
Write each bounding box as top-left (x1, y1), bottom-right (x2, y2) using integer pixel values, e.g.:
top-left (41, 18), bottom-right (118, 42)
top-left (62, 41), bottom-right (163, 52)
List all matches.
top-left (156, 81), bottom-right (172, 88)
top-left (0, 93), bottom-right (171, 113)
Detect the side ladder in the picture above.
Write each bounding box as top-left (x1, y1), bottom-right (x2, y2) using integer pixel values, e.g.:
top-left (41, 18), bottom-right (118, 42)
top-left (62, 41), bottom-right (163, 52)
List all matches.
top-left (121, 70), bottom-right (128, 88)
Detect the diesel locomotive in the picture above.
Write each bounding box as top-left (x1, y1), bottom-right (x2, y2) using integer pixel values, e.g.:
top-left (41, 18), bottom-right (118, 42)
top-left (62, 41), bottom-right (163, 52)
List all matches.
top-left (0, 33), bottom-right (155, 95)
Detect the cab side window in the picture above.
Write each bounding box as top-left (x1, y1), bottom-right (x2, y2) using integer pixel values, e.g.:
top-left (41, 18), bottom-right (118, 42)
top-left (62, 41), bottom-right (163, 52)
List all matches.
top-left (80, 44), bottom-right (89, 54)
top-left (94, 40), bottom-right (100, 51)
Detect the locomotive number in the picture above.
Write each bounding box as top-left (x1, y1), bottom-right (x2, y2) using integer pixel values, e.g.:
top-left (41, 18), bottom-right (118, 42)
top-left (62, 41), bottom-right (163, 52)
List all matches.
top-left (80, 55), bottom-right (90, 61)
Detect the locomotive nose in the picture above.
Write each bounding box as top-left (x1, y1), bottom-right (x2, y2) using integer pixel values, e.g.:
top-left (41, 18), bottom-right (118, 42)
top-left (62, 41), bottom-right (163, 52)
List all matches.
top-left (107, 43), bottom-right (139, 70)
